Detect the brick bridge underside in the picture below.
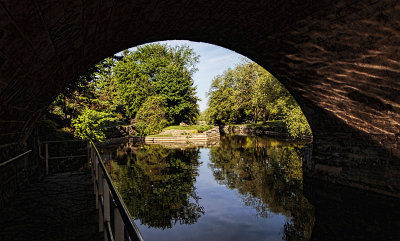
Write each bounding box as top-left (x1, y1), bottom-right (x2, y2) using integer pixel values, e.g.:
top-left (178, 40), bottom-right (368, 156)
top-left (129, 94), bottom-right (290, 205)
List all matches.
top-left (0, 0), bottom-right (399, 197)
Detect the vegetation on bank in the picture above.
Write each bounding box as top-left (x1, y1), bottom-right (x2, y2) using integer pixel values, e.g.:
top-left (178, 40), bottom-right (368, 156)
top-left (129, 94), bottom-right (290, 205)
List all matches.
top-left (147, 134), bottom-right (174, 137)
top-left (45, 43), bottom-right (311, 141)
top-left (203, 61), bottom-right (312, 138)
top-left (46, 43), bottom-right (200, 141)
top-left (163, 125), bottom-right (214, 132)
top-left (228, 120), bottom-right (285, 128)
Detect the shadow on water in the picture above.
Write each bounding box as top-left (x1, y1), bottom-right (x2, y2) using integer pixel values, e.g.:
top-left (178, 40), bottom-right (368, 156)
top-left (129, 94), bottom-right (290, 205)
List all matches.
top-left (99, 135), bottom-right (399, 241)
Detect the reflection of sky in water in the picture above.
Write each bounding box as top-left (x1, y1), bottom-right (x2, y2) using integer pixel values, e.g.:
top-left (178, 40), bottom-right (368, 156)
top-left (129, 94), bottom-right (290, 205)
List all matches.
top-left (135, 148), bottom-right (287, 241)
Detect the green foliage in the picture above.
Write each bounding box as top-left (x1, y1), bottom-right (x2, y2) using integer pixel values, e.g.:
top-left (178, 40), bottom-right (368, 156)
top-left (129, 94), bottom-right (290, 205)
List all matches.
top-left (114, 43), bottom-right (200, 124)
top-left (230, 120), bottom-right (285, 128)
top-left (206, 71), bottom-right (238, 124)
top-left (135, 96), bottom-right (169, 135)
top-left (163, 125), bottom-right (213, 132)
top-left (207, 61), bottom-right (312, 138)
top-left (71, 108), bottom-right (117, 142)
top-left (283, 105), bottom-right (312, 138)
top-left (47, 56), bottom-right (121, 128)
top-left (207, 62), bottom-right (286, 124)
top-left (197, 110), bottom-right (210, 123)
top-left (47, 43), bottom-right (201, 139)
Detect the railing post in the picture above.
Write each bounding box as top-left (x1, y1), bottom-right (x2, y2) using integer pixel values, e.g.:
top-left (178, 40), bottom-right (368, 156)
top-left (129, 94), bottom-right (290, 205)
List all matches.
top-left (91, 147), bottom-right (97, 196)
top-left (114, 208), bottom-right (124, 241)
top-left (91, 141), bottom-right (143, 241)
top-left (98, 164), bottom-right (104, 232)
top-left (45, 143), bottom-right (49, 175)
top-left (103, 178), bottom-right (110, 241)
top-left (95, 153), bottom-right (99, 209)
top-left (87, 141), bottom-right (90, 168)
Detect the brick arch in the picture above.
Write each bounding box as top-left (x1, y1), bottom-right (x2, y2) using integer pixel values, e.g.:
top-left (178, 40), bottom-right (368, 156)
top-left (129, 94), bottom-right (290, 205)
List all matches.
top-left (0, 0), bottom-right (399, 196)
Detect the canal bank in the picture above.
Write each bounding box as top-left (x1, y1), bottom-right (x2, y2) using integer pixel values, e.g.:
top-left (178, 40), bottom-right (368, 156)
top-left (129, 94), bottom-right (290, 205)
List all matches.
top-left (219, 124), bottom-right (312, 140)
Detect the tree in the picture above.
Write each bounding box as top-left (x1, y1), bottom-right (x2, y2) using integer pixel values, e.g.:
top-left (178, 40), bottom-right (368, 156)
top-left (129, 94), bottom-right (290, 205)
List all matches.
top-left (135, 96), bottom-right (169, 135)
top-left (71, 108), bottom-right (117, 142)
top-left (114, 43), bottom-right (200, 124)
top-left (93, 56), bottom-right (124, 116)
top-left (283, 105), bottom-right (312, 138)
top-left (207, 70), bottom-right (238, 124)
top-left (250, 63), bottom-right (287, 122)
top-left (207, 61), bottom-right (312, 138)
top-left (47, 56), bottom-right (121, 128)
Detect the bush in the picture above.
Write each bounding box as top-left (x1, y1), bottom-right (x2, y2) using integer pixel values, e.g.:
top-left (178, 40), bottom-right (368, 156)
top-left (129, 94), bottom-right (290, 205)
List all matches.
top-left (283, 105), bottom-right (312, 138)
top-left (72, 108), bottom-right (117, 142)
top-left (135, 96), bottom-right (169, 135)
top-left (163, 125), bottom-right (214, 133)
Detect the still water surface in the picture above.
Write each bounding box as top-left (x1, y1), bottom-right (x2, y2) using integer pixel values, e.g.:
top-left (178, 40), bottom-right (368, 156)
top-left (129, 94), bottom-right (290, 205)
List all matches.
top-left (100, 135), bottom-right (314, 241)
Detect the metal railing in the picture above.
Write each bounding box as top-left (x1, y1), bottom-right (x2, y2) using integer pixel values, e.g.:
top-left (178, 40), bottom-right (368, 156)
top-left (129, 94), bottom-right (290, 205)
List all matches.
top-left (38, 140), bottom-right (88, 175)
top-left (0, 150), bottom-right (33, 191)
top-left (89, 141), bottom-right (144, 241)
top-left (0, 150), bottom-right (32, 168)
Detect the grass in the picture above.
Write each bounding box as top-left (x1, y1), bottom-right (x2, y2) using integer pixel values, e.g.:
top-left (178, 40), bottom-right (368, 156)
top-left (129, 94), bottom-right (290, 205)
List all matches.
top-left (163, 125), bottom-right (214, 132)
top-left (231, 120), bottom-right (285, 128)
top-left (147, 134), bottom-right (173, 137)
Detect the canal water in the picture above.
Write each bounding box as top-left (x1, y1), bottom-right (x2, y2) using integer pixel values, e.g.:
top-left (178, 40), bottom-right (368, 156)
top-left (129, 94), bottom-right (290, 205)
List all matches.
top-left (100, 135), bottom-right (314, 241)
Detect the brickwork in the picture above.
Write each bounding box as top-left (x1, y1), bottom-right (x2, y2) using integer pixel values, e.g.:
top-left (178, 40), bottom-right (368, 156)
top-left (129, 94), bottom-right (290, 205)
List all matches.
top-left (0, 0), bottom-right (399, 196)
top-left (303, 177), bottom-right (400, 240)
top-left (0, 138), bottom-right (42, 208)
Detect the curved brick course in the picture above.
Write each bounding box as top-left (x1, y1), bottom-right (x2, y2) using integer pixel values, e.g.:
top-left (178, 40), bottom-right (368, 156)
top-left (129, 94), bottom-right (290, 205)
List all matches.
top-left (0, 0), bottom-right (399, 196)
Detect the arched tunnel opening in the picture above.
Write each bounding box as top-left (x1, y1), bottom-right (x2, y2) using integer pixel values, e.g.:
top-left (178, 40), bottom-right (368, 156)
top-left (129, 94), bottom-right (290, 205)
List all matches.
top-left (0, 1), bottom-right (399, 241)
top-left (39, 39), bottom-right (315, 240)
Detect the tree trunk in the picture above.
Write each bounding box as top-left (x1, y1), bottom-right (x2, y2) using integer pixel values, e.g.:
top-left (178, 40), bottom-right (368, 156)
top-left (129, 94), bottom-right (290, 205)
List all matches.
top-left (254, 107), bottom-right (258, 123)
top-left (263, 108), bottom-right (267, 123)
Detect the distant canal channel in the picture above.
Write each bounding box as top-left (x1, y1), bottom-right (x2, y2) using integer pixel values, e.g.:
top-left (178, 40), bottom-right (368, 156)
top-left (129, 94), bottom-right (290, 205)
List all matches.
top-left (100, 135), bottom-right (314, 241)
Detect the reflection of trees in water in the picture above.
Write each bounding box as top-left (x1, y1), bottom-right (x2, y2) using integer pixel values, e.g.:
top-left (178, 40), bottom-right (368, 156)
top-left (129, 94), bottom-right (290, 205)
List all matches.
top-left (208, 135), bottom-right (314, 241)
top-left (109, 145), bottom-right (204, 229)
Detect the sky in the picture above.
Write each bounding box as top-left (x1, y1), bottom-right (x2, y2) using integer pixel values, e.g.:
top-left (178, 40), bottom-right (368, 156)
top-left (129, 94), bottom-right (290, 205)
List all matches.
top-left (131, 40), bottom-right (248, 112)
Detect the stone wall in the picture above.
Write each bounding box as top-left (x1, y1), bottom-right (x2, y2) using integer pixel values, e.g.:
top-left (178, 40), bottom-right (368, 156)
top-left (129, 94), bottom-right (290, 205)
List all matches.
top-left (104, 124), bottom-right (136, 139)
top-left (0, 135), bottom-right (42, 208)
top-left (220, 125), bottom-right (292, 139)
top-left (305, 131), bottom-right (400, 197)
top-left (145, 126), bottom-right (220, 146)
top-left (304, 177), bottom-right (400, 240)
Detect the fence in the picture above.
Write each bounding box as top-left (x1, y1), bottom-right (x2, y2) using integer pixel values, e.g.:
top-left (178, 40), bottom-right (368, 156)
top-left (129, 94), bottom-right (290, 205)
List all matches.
top-left (0, 149), bottom-right (34, 207)
top-left (38, 140), bottom-right (88, 175)
top-left (89, 141), bottom-right (144, 241)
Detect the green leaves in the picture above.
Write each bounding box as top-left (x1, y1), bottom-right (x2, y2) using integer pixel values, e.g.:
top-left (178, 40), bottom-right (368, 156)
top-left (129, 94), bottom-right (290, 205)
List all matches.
top-left (135, 96), bottom-right (169, 135)
top-left (206, 61), bottom-right (312, 138)
top-left (71, 108), bottom-right (117, 142)
top-left (283, 105), bottom-right (312, 138)
top-left (48, 43), bottom-right (201, 139)
top-left (115, 43), bottom-right (200, 124)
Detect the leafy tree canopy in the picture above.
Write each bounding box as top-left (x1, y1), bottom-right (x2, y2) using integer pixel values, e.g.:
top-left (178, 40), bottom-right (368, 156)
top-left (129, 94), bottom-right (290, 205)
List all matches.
top-left (135, 96), bottom-right (169, 135)
top-left (47, 43), bottom-right (201, 140)
top-left (71, 108), bottom-right (117, 142)
top-left (114, 43), bottom-right (200, 124)
top-left (206, 61), bottom-right (311, 138)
